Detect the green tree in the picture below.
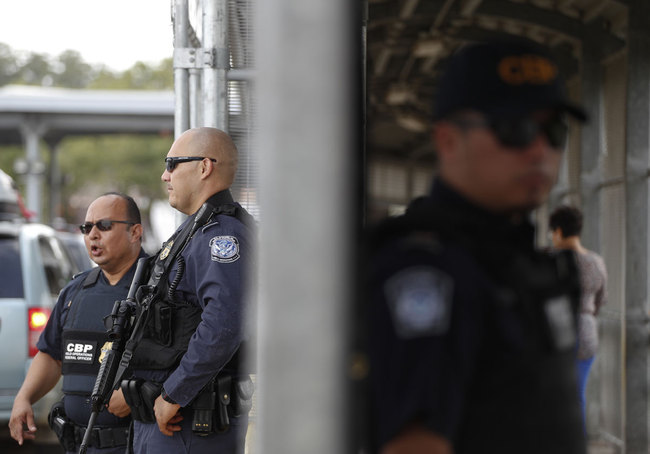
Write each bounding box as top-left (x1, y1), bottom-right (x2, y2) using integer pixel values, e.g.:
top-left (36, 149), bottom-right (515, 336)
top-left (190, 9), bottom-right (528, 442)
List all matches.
top-left (0, 43), bottom-right (20, 85)
top-left (53, 50), bottom-right (94, 88)
top-left (18, 52), bottom-right (53, 86)
top-left (118, 59), bottom-right (174, 90)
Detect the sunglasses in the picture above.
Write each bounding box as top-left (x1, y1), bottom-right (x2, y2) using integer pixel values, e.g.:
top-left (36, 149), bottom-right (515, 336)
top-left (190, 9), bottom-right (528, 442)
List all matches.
top-left (165, 156), bottom-right (217, 172)
top-left (79, 220), bottom-right (135, 235)
top-left (450, 114), bottom-right (569, 149)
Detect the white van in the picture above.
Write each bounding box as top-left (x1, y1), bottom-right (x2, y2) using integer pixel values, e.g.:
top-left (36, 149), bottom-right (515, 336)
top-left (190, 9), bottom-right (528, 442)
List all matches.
top-left (0, 221), bottom-right (75, 424)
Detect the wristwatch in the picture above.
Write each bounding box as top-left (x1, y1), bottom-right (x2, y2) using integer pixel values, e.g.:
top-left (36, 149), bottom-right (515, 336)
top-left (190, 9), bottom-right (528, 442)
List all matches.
top-left (161, 388), bottom-right (177, 405)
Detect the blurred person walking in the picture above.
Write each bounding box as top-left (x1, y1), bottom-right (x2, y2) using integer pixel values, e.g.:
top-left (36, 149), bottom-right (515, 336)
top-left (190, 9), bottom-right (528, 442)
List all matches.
top-left (550, 205), bottom-right (608, 428)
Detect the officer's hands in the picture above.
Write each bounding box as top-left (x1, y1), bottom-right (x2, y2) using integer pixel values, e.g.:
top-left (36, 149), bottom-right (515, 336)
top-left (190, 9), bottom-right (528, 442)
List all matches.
top-left (107, 388), bottom-right (131, 418)
top-left (153, 395), bottom-right (183, 436)
top-left (8, 398), bottom-right (37, 445)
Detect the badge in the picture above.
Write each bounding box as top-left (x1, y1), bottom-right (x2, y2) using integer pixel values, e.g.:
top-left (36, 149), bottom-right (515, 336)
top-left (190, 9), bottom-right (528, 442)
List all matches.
top-left (384, 266), bottom-right (453, 339)
top-left (159, 240), bottom-right (174, 260)
top-left (210, 236), bottom-right (240, 263)
top-left (98, 341), bottom-right (112, 364)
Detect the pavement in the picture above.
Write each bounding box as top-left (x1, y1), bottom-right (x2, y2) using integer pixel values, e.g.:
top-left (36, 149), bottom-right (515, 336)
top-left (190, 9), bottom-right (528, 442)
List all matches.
top-left (0, 423), bottom-right (619, 454)
top-left (0, 424), bottom-right (61, 454)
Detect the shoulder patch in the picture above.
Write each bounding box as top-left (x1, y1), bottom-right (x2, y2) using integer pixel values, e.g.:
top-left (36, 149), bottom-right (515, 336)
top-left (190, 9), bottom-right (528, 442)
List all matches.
top-left (543, 295), bottom-right (576, 350)
top-left (384, 266), bottom-right (453, 339)
top-left (210, 235), bottom-right (240, 263)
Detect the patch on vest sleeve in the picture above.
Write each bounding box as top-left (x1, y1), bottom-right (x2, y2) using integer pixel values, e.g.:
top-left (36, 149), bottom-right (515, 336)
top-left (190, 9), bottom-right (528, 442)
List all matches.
top-left (210, 236), bottom-right (240, 263)
top-left (543, 295), bottom-right (576, 350)
top-left (384, 266), bottom-right (453, 339)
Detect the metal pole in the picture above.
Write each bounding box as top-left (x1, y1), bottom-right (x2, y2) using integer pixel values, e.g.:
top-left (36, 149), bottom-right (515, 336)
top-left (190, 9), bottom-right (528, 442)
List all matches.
top-left (202, 0), bottom-right (228, 129)
top-left (189, 68), bottom-right (201, 128)
top-left (625, 1), bottom-right (650, 452)
top-left (255, 0), bottom-right (356, 453)
top-left (173, 0), bottom-right (190, 138)
top-left (580, 40), bottom-right (604, 254)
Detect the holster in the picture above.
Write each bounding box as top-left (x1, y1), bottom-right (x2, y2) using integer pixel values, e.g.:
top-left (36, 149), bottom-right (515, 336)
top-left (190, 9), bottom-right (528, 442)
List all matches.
top-left (190, 374), bottom-right (255, 435)
top-left (191, 375), bottom-right (230, 435)
top-left (48, 400), bottom-right (76, 452)
top-left (229, 375), bottom-right (255, 418)
top-left (121, 378), bottom-right (161, 423)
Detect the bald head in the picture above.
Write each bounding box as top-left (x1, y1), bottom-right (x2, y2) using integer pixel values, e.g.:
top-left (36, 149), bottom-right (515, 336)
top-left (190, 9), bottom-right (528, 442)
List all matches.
top-left (162, 127), bottom-right (239, 214)
top-left (181, 127), bottom-right (238, 187)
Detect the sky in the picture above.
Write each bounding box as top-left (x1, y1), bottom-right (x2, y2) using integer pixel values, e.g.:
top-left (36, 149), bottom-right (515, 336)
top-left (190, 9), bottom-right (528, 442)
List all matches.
top-left (0, 0), bottom-right (175, 71)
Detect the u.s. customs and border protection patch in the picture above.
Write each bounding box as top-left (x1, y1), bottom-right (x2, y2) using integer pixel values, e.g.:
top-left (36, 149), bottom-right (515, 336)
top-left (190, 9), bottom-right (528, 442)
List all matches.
top-left (210, 235), bottom-right (240, 263)
top-left (384, 266), bottom-right (454, 339)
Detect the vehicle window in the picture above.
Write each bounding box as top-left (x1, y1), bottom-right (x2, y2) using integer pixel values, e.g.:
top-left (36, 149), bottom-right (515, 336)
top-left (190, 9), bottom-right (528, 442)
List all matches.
top-left (38, 236), bottom-right (73, 297)
top-left (0, 237), bottom-right (24, 297)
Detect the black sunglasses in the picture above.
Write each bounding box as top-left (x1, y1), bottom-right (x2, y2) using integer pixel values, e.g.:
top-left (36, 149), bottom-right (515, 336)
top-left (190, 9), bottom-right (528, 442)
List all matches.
top-left (165, 156), bottom-right (217, 172)
top-left (79, 220), bottom-right (135, 235)
top-left (450, 114), bottom-right (569, 150)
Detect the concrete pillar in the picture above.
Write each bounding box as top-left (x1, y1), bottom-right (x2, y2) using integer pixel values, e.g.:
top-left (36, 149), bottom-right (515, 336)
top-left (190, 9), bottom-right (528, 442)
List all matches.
top-left (624, 1), bottom-right (650, 452)
top-left (46, 140), bottom-right (62, 225)
top-left (19, 117), bottom-right (46, 223)
top-left (580, 36), bottom-right (605, 439)
top-left (255, 0), bottom-right (357, 452)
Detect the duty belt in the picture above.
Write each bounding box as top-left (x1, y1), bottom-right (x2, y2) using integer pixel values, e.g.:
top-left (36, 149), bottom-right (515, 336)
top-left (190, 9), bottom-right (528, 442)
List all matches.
top-left (74, 424), bottom-right (129, 449)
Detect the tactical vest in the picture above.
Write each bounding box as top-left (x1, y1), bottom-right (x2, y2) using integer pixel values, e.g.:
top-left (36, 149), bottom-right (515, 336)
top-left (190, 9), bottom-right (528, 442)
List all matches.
top-left (130, 192), bottom-right (255, 371)
top-left (61, 267), bottom-right (122, 396)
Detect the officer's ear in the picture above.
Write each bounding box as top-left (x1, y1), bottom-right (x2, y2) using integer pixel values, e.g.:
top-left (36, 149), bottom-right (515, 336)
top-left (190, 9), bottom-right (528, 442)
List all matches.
top-left (199, 157), bottom-right (217, 180)
top-left (129, 223), bottom-right (144, 244)
top-left (433, 121), bottom-right (460, 162)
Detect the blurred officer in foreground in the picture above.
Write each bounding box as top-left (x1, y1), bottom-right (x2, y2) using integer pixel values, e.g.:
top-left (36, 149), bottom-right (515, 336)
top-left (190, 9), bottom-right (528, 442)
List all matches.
top-left (365, 39), bottom-right (588, 454)
top-left (9, 193), bottom-right (145, 453)
top-left (123, 127), bottom-right (255, 453)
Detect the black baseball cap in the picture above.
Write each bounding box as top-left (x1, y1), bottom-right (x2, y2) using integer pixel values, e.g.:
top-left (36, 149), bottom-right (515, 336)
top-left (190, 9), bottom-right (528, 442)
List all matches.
top-left (432, 39), bottom-right (587, 122)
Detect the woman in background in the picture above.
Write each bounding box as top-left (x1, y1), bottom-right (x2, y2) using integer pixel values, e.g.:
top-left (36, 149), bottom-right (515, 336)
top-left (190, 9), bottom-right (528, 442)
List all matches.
top-left (549, 205), bottom-right (608, 430)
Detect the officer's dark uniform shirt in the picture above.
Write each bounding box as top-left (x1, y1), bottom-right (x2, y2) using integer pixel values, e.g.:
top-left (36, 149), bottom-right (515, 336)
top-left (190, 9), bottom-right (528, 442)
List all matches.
top-left (133, 192), bottom-right (254, 408)
top-left (37, 250), bottom-right (146, 426)
top-left (367, 179), bottom-right (586, 454)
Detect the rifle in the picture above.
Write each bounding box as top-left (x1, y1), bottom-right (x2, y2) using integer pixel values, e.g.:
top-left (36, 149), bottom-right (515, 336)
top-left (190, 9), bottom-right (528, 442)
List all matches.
top-left (78, 257), bottom-right (150, 453)
top-left (78, 204), bottom-right (215, 454)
